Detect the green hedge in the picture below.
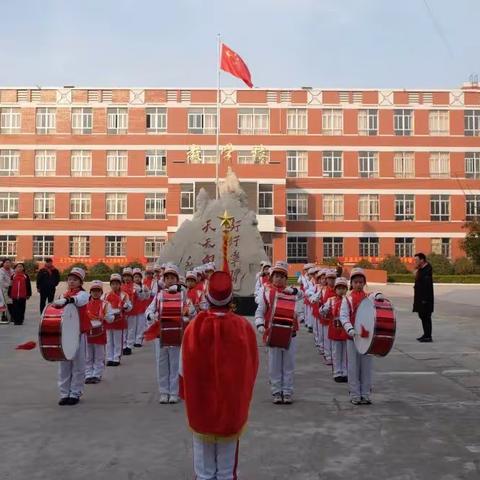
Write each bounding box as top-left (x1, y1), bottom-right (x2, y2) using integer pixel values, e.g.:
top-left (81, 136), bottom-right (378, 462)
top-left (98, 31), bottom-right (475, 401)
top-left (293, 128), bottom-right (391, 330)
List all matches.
top-left (388, 274), bottom-right (480, 284)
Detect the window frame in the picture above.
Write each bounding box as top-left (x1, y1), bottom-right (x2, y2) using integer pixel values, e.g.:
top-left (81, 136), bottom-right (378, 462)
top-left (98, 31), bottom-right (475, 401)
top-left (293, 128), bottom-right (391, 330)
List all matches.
top-left (34, 192), bottom-right (55, 219)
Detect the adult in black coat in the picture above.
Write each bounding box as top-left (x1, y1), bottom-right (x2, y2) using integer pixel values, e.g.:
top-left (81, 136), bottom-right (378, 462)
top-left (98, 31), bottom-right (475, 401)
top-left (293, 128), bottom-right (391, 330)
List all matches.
top-left (36, 258), bottom-right (60, 314)
top-left (413, 252), bottom-right (434, 342)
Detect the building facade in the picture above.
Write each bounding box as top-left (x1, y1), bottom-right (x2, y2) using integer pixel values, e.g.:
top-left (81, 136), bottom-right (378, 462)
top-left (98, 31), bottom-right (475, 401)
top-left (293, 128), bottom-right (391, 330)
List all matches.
top-left (0, 85), bottom-right (479, 269)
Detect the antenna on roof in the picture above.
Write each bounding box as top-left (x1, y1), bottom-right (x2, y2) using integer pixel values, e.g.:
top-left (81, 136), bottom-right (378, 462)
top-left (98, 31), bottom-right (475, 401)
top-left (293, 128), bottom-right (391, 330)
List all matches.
top-left (468, 73), bottom-right (478, 86)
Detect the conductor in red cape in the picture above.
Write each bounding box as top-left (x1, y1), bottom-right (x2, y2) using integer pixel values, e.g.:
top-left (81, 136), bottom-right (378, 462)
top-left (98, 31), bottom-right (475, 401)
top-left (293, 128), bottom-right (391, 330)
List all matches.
top-left (180, 270), bottom-right (259, 480)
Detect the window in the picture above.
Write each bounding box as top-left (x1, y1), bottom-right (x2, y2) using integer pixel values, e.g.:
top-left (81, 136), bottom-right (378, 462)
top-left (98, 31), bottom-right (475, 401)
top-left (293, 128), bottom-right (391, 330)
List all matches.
top-left (186, 147), bottom-right (217, 164)
top-left (258, 184), bottom-right (273, 214)
top-left (323, 237), bottom-right (343, 258)
top-left (261, 233), bottom-right (273, 262)
top-left (287, 237), bottom-right (308, 263)
top-left (286, 193), bottom-right (308, 220)
top-left (466, 195), bottom-right (480, 221)
top-left (394, 152), bottom-right (415, 178)
top-left (146, 107), bottom-right (167, 133)
top-left (144, 237), bottom-right (166, 260)
top-left (106, 193), bottom-right (127, 219)
top-left (464, 110), bottom-right (480, 136)
top-left (237, 148), bottom-right (270, 164)
top-left (359, 152), bottom-right (379, 178)
top-left (359, 237), bottom-right (379, 257)
top-left (429, 152), bottom-right (450, 178)
top-left (33, 236), bottom-right (54, 260)
top-left (107, 107), bottom-right (128, 134)
top-left (145, 150), bottom-right (166, 176)
top-left (106, 151), bottom-right (128, 176)
top-left (287, 151), bottom-right (308, 177)
top-left (394, 109), bottom-right (413, 136)
top-left (0, 235), bottom-right (16, 257)
top-left (0, 193), bottom-right (19, 219)
top-left (323, 194), bottom-right (344, 220)
top-left (106, 236), bottom-right (126, 257)
top-left (71, 151), bottom-right (92, 177)
top-left (69, 236), bottom-right (90, 257)
top-left (322, 109), bottom-right (343, 135)
top-left (465, 152), bottom-right (480, 179)
top-left (322, 151), bottom-right (343, 177)
top-left (70, 193), bottom-right (91, 219)
top-left (0, 150), bottom-right (19, 176)
top-left (238, 108), bottom-right (269, 134)
top-left (180, 184), bottom-right (194, 213)
top-left (432, 238), bottom-right (451, 258)
top-left (0, 108), bottom-right (21, 133)
top-left (429, 110), bottom-right (449, 135)
top-left (201, 150), bottom-right (217, 164)
top-left (35, 150), bottom-right (56, 176)
top-left (358, 109), bottom-right (378, 135)
top-left (145, 193), bottom-right (166, 219)
top-left (287, 108), bottom-right (307, 134)
top-left (358, 194), bottom-right (379, 221)
top-left (430, 195), bottom-right (450, 221)
top-left (34, 193), bottom-right (55, 219)
top-left (36, 107), bottom-right (56, 134)
top-left (395, 238), bottom-right (414, 257)
top-left (71, 107), bottom-right (92, 134)
top-left (188, 108), bottom-right (217, 134)
top-left (395, 194), bottom-right (415, 221)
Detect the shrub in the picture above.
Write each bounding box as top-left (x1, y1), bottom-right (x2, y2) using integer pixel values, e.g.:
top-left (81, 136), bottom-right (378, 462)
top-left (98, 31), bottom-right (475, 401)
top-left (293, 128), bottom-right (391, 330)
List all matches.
top-left (378, 255), bottom-right (408, 274)
top-left (322, 257), bottom-right (339, 266)
top-left (453, 257), bottom-right (476, 275)
top-left (63, 262), bottom-right (88, 275)
top-left (21, 259), bottom-right (39, 277)
top-left (111, 264), bottom-right (125, 274)
top-left (427, 253), bottom-right (454, 275)
top-left (89, 262), bottom-right (112, 276)
top-left (389, 274), bottom-right (480, 284)
top-left (354, 259), bottom-right (374, 269)
top-left (126, 259), bottom-right (145, 270)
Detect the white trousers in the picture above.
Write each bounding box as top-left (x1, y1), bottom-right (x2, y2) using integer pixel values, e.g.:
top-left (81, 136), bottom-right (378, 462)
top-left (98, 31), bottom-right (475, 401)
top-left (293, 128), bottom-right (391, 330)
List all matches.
top-left (331, 340), bottom-right (347, 377)
top-left (193, 435), bottom-right (239, 480)
top-left (85, 343), bottom-right (105, 378)
top-left (126, 313), bottom-right (146, 348)
top-left (346, 339), bottom-right (373, 398)
top-left (268, 336), bottom-right (296, 396)
top-left (317, 320), bottom-right (324, 353)
top-left (305, 305), bottom-right (312, 328)
top-left (155, 340), bottom-right (180, 395)
top-left (312, 317), bottom-right (320, 347)
top-left (322, 325), bottom-right (332, 361)
top-left (106, 329), bottom-right (123, 362)
top-left (58, 334), bottom-right (86, 399)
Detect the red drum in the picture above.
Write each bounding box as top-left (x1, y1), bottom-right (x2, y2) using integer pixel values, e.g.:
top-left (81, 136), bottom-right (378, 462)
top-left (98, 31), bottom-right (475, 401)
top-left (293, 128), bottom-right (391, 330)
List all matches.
top-left (159, 292), bottom-right (184, 347)
top-left (39, 304), bottom-right (80, 361)
top-left (354, 295), bottom-right (396, 357)
top-left (267, 292), bottom-right (296, 349)
top-left (88, 319), bottom-right (104, 338)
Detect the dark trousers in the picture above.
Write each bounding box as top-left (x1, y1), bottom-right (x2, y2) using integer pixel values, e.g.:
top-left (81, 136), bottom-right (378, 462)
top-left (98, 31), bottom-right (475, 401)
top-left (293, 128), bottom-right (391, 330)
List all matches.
top-left (40, 290), bottom-right (55, 314)
top-left (11, 298), bottom-right (27, 325)
top-left (418, 311), bottom-right (432, 338)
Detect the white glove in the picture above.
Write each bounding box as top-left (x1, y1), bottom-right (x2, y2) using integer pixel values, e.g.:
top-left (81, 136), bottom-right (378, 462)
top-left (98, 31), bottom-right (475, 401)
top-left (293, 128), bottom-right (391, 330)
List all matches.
top-left (168, 285), bottom-right (179, 293)
top-left (372, 292), bottom-right (384, 301)
top-left (134, 284), bottom-right (142, 293)
top-left (53, 298), bottom-right (67, 307)
top-left (149, 312), bottom-right (159, 322)
top-left (110, 308), bottom-right (120, 316)
top-left (347, 327), bottom-right (356, 338)
top-left (257, 325), bottom-right (265, 334)
top-left (284, 287), bottom-right (294, 295)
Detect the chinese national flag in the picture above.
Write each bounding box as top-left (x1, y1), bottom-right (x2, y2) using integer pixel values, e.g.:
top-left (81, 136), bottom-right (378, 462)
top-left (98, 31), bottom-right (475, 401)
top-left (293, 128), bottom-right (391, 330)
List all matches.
top-left (220, 43), bottom-right (253, 88)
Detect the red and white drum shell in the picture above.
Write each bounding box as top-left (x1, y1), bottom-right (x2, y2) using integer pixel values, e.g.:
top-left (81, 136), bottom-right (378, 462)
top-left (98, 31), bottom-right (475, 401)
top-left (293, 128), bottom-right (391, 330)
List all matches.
top-left (159, 291), bottom-right (184, 347)
top-left (88, 320), bottom-right (104, 338)
top-left (354, 296), bottom-right (396, 357)
top-left (266, 292), bottom-right (296, 349)
top-left (39, 303), bottom-right (80, 361)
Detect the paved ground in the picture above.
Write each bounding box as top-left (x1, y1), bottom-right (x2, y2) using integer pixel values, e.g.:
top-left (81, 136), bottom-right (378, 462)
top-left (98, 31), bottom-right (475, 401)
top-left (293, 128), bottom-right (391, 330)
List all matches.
top-left (1, 284), bottom-right (480, 480)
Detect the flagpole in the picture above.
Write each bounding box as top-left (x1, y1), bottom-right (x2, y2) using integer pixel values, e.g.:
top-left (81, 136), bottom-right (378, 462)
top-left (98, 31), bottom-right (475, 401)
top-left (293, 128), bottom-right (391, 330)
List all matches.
top-left (215, 33), bottom-right (221, 200)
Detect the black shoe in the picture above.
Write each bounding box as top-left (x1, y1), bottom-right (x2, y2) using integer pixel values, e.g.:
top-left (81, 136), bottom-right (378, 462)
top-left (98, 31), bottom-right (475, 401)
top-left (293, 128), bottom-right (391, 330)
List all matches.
top-left (339, 376), bottom-right (348, 383)
top-left (112, 361), bottom-right (120, 366)
top-left (416, 335), bottom-right (426, 342)
top-left (106, 361), bottom-right (114, 366)
top-left (123, 348), bottom-right (132, 355)
top-left (133, 343), bottom-right (142, 348)
top-left (334, 376), bottom-right (343, 383)
top-left (58, 397), bottom-right (70, 406)
top-left (91, 377), bottom-right (101, 384)
top-left (68, 397), bottom-right (80, 405)
top-left (308, 327), bottom-right (313, 333)
top-left (419, 337), bottom-right (433, 343)
top-left (85, 377), bottom-right (93, 384)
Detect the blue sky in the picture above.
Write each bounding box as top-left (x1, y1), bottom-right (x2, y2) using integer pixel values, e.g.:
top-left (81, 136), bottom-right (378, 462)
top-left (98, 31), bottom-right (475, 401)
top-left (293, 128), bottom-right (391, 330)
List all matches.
top-left (0, 0), bottom-right (478, 89)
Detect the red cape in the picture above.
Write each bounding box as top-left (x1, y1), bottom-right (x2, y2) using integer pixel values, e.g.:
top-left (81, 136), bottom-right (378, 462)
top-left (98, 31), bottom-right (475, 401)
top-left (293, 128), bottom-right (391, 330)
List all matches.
top-left (180, 308), bottom-right (259, 438)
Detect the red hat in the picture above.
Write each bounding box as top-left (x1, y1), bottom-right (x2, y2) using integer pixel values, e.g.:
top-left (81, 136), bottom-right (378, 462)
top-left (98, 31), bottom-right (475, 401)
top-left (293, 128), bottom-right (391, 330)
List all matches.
top-left (206, 271), bottom-right (233, 307)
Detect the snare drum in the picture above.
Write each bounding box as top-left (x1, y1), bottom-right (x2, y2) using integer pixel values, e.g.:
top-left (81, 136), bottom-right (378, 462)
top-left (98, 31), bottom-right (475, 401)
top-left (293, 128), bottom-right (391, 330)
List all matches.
top-left (354, 296), bottom-right (396, 357)
top-left (88, 319), bottom-right (104, 338)
top-left (39, 303), bottom-right (80, 361)
top-left (159, 292), bottom-right (184, 347)
top-left (266, 292), bottom-right (296, 349)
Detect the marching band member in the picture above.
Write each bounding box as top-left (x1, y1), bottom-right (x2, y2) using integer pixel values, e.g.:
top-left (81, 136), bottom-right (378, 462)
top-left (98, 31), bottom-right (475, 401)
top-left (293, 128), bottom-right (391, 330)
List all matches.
top-left (180, 270), bottom-right (259, 480)
top-left (52, 267), bottom-right (89, 406)
top-left (186, 271), bottom-right (207, 312)
top-left (85, 280), bottom-right (114, 384)
top-left (321, 277), bottom-right (349, 383)
top-left (304, 266), bottom-right (319, 333)
top-left (320, 269), bottom-right (337, 365)
top-left (255, 261), bottom-right (303, 404)
top-left (128, 268), bottom-right (150, 348)
top-left (307, 268), bottom-right (326, 354)
top-left (150, 263), bottom-right (164, 297)
top-left (104, 273), bottom-right (132, 367)
top-left (121, 267), bottom-right (137, 355)
top-left (339, 267), bottom-right (373, 405)
top-left (254, 261), bottom-right (271, 303)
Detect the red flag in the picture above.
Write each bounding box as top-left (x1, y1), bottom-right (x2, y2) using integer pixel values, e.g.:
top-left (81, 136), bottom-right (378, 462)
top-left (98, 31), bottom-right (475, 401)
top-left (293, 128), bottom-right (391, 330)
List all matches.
top-left (16, 341), bottom-right (37, 350)
top-left (220, 43), bottom-right (253, 88)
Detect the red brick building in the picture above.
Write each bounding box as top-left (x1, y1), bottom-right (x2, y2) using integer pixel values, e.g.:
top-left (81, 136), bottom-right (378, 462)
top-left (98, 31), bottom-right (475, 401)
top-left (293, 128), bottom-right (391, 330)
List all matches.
top-left (0, 85), bottom-right (479, 268)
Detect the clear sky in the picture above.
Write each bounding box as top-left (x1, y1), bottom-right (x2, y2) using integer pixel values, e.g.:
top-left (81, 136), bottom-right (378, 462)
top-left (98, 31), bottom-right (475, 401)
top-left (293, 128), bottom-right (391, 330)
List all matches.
top-left (0, 0), bottom-right (478, 90)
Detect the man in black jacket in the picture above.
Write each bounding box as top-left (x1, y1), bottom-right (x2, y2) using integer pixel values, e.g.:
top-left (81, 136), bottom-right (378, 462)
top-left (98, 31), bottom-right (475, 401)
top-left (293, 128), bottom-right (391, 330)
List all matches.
top-left (36, 258), bottom-right (60, 314)
top-left (413, 253), bottom-right (434, 343)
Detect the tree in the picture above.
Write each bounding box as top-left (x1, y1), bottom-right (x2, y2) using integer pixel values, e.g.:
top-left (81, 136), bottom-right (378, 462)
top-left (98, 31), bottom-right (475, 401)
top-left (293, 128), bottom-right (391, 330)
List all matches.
top-left (377, 255), bottom-right (408, 274)
top-left (461, 221), bottom-right (480, 267)
top-left (89, 262), bottom-right (112, 276)
top-left (453, 257), bottom-right (476, 275)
